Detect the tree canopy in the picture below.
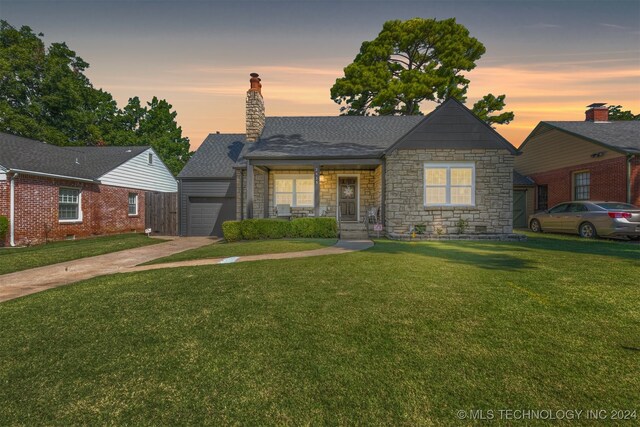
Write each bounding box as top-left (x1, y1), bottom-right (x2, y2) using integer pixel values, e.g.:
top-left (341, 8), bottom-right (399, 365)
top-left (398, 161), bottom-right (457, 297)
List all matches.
top-left (608, 105), bottom-right (639, 121)
top-left (0, 20), bottom-right (191, 175)
top-left (330, 18), bottom-right (514, 125)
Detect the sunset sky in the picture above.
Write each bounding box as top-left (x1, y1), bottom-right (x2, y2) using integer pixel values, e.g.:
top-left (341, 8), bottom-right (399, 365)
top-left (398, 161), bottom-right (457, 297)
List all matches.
top-left (2, 0), bottom-right (639, 149)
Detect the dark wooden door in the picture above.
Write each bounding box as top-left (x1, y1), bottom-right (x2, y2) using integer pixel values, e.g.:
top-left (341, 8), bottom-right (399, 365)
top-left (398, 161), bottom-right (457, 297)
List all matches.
top-left (338, 177), bottom-right (357, 221)
top-left (513, 190), bottom-right (527, 228)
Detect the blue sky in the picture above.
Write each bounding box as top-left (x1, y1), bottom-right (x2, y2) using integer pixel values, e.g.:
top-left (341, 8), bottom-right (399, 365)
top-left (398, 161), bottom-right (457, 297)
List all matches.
top-left (2, 0), bottom-right (639, 147)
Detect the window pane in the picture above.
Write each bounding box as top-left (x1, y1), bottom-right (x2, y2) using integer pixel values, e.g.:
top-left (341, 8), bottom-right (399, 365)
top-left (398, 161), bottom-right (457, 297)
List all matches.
top-left (425, 187), bottom-right (447, 205)
top-left (426, 168), bottom-right (447, 185)
top-left (451, 168), bottom-right (472, 185)
top-left (296, 178), bottom-right (314, 193)
top-left (59, 188), bottom-right (79, 203)
top-left (128, 194), bottom-right (137, 205)
top-left (275, 179), bottom-right (293, 192)
top-left (451, 187), bottom-right (472, 205)
top-left (276, 193), bottom-right (293, 206)
top-left (59, 204), bottom-right (78, 220)
top-left (296, 192), bottom-right (314, 206)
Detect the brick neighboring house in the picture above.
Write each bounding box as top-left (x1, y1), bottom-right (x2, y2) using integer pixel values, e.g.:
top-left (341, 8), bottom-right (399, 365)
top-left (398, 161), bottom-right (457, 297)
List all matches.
top-left (0, 133), bottom-right (177, 246)
top-left (178, 74), bottom-right (518, 239)
top-left (515, 104), bottom-right (640, 221)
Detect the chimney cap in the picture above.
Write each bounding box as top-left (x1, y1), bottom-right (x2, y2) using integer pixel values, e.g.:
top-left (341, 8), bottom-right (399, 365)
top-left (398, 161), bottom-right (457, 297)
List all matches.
top-left (586, 103), bottom-right (607, 108)
top-left (250, 72), bottom-right (260, 78)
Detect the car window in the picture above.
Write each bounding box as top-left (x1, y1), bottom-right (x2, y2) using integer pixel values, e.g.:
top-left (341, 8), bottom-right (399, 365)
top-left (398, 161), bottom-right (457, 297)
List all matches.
top-left (595, 202), bottom-right (638, 210)
top-left (548, 204), bottom-right (569, 214)
top-left (567, 203), bottom-right (588, 212)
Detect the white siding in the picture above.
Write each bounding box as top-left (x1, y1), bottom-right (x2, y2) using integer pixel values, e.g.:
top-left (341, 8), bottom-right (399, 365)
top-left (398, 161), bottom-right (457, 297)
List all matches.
top-left (0, 164), bottom-right (6, 181)
top-left (99, 148), bottom-right (177, 192)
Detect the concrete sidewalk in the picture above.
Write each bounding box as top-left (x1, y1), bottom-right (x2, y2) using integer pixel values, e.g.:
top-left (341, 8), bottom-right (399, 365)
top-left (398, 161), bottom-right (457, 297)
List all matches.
top-left (0, 239), bottom-right (373, 303)
top-left (0, 237), bottom-right (214, 302)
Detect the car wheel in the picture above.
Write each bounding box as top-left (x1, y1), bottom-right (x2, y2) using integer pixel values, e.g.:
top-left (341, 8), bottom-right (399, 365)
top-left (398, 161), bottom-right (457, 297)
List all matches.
top-left (530, 219), bottom-right (542, 233)
top-left (579, 222), bottom-right (597, 238)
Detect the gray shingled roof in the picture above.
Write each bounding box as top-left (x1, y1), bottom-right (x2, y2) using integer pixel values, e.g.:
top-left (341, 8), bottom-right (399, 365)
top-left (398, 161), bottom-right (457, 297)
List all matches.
top-left (513, 171), bottom-right (534, 186)
top-left (178, 133), bottom-right (245, 178)
top-left (243, 116), bottom-right (424, 159)
top-left (538, 121), bottom-right (640, 154)
top-left (0, 132), bottom-right (149, 180)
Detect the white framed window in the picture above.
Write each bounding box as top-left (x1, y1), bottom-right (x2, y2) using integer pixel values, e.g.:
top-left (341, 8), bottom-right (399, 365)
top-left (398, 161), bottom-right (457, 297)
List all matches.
top-left (573, 171), bottom-right (590, 200)
top-left (59, 187), bottom-right (82, 222)
top-left (424, 162), bottom-right (475, 206)
top-left (148, 153), bottom-right (153, 165)
top-left (274, 175), bottom-right (314, 207)
top-left (128, 193), bottom-right (138, 216)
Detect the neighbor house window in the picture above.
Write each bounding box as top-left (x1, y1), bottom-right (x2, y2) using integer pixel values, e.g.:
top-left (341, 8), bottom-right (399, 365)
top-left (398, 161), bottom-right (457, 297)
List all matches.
top-left (59, 188), bottom-right (81, 221)
top-left (274, 175), bottom-right (314, 207)
top-left (128, 193), bottom-right (138, 215)
top-left (424, 163), bottom-right (475, 206)
top-left (537, 185), bottom-right (548, 211)
top-left (573, 171), bottom-right (590, 200)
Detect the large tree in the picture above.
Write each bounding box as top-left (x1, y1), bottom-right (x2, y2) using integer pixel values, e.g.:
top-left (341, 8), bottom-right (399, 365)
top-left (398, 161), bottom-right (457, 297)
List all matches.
top-left (0, 20), bottom-right (191, 174)
top-left (608, 105), bottom-right (639, 121)
top-left (330, 18), bottom-right (513, 125)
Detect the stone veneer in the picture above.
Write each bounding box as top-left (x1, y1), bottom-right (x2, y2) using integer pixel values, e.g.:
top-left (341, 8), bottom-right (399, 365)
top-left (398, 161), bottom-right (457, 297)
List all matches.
top-left (385, 148), bottom-right (514, 235)
top-left (236, 167), bottom-right (382, 222)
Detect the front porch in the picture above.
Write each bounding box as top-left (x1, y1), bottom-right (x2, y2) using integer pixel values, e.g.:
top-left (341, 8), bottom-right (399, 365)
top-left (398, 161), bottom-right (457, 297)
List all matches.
top-left (237, 159), bottom-right (384, 225)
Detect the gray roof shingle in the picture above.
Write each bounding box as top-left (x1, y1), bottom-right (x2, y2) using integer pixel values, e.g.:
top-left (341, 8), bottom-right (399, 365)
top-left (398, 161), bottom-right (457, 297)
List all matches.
top-left (513, 171), bottom-right (534, 186)
top-left (178, 133), bottom-right (245, 178)
top-left (243, 116), bottom-right (424, 159)
top-left (0, 132), bottom-right (150, 180)
top-left (538, 121), bottom-right (640, 154)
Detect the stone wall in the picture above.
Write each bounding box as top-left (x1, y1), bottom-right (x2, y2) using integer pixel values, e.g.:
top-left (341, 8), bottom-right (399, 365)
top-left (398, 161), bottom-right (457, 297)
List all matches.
top-left (385, 149), bottom-right (514, 235)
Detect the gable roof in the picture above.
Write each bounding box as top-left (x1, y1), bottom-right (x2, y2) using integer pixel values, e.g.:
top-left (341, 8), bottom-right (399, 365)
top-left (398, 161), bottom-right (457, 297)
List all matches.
top-left (387, 98), bottom-right (517, 154)
top-left (178, 133), bottom-right (245, 178)
top-left (513, 171), bottom-right (534, 186)
top-left (0, 132), bottom-right (151, 181)
top-left (521, 121), bottom-right (640, 154)
top-left (243, 116), bottom-right (424, 159)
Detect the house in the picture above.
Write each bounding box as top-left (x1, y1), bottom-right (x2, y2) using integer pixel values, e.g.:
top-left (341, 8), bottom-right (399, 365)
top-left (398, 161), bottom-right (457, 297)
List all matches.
top-left (179, 73), bottom-right (517, 239)
top-left (0, 133), bottom-right (177, 246)
top-left (515, 103), bottom-right (640, 221)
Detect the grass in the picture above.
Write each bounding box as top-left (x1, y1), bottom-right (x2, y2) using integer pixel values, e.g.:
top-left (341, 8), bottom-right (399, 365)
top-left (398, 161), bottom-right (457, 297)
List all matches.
top-left (0, 234), bottom-right (638, 425)
top-left (143, 238), bottom-right (337, 265)
top-left (0, 233), bottom-right (160, 275)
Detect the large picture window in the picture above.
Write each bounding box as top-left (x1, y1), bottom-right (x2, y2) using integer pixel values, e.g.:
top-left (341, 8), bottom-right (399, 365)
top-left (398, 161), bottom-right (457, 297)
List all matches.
top-left (59, 188), bottom-right (81, 221)
top-left (274, 175), bottom-right (314, 207)
top-left (424, 163), bottom-right (475, 206)
top-left (573, 171), bottom-right (590, 200)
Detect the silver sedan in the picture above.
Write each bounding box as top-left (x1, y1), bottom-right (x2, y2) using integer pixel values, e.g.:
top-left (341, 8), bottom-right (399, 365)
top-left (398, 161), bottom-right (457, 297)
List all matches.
top-left (529, 201), bottom-right (640, 239)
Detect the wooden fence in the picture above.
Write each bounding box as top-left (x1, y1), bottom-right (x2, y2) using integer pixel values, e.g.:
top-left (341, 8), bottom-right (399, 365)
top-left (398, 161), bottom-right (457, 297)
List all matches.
top-left (145, 191), bottom-right (178, 235)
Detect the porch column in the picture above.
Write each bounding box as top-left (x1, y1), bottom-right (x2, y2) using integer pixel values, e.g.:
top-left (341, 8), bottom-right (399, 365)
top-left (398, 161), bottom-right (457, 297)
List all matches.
top-left (314, 164), bottom-right (321, 217)
top-left (246, 161), bottom-right (254, 219)
top-left (263, 169), bottom-right (269, 218)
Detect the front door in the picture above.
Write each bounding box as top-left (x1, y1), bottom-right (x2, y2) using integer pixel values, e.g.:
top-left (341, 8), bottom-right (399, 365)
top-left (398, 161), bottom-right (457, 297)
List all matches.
top-left (338, 177), bottom-right (357, 221)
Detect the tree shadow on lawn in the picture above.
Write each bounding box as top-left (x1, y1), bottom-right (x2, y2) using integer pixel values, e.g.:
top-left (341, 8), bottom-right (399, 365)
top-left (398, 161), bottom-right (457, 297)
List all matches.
top-left (509, 234), bottom-right (640, 261)
top-left (368, 240), bottom-right (536, 272)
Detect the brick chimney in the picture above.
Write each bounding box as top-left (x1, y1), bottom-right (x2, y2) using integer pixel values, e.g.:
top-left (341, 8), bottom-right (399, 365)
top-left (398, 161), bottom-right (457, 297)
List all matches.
top-left (585, 103), bottom-right (608, 122)
top-left (246, 73), bottom-right (265, 142)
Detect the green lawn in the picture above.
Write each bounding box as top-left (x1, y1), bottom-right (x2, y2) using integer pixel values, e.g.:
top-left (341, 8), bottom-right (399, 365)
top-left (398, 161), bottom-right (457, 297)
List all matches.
top-left (0, 234), bottom-right (638, 425)
top-left (0, 234), bottom-right (160, 275)
top-left (143, 238), bottom-right (337, 265)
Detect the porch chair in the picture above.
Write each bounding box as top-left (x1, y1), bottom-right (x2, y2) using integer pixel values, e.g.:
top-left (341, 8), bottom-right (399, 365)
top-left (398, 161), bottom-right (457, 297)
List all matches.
top-left (275, 204), bottom-right (292, 220)
top-left (367, 206), bottom-right (380, 224)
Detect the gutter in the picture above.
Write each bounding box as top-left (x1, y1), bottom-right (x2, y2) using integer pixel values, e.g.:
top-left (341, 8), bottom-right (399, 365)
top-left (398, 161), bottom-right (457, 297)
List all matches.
top-left (9, 172), bottom-right (16, 247)
top-left (7, 168), bottom-right (99, 183)
top-left (627, 154), bottom-right (635, 204)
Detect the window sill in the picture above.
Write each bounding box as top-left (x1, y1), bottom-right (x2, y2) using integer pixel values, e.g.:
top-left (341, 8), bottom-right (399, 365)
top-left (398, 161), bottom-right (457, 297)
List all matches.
top-left (59, 220), bottom-right (83, 224)
top-left (424, 205), bottom-right (478, 210)
top-left (128, 214), bottom-right (139, 218)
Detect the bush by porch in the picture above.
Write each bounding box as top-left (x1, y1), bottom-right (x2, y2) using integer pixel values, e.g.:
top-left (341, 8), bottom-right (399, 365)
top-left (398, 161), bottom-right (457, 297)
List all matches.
top-left (223, 217), bottom-right (338, 241)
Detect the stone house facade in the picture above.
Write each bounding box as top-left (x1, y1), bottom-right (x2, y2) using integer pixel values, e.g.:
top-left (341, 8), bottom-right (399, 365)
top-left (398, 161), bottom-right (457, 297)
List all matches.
top-left (179, 74), bottom-right (518, 239)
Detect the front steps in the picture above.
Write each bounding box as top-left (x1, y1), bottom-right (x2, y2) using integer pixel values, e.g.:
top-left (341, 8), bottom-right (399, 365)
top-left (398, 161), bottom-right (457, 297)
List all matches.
top-left (339, 222), bottom-right (369, 240)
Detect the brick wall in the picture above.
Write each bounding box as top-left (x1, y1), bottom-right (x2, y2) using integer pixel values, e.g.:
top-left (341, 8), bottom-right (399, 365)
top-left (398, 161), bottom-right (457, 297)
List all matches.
top-left (528, 156), bottom-right (635, 208)
top-left (3, 174), bottom-right (145, 246)
top-left (631, 156), bottom-right (640, 206)
top-left (385, 149), bottom-right (514, 235)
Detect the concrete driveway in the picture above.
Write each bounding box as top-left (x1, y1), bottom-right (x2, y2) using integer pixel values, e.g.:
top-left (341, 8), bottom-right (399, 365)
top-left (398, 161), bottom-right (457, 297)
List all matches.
top-left (0, 237), bottom-right (214, 303)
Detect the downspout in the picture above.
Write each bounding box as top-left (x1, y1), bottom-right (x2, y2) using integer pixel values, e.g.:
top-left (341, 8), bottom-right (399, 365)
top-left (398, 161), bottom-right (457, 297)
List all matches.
top-left (627, 154), bottom-right (634, 204)
top-left (9, 172), bottom-right (17, 247)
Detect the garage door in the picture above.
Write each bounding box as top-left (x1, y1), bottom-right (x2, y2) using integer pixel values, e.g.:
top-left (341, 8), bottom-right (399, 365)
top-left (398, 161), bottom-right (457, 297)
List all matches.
top-left (187, 197), bottom-right (235, 237)
top-left (513, 190), bottom-right (527, 229)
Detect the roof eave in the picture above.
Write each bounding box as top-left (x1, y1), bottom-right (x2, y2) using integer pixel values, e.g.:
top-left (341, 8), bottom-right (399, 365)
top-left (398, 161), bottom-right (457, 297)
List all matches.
top-left (8, 168), bottom-right (100, 183)
top-left (522, 122), bottom-right (635, 155)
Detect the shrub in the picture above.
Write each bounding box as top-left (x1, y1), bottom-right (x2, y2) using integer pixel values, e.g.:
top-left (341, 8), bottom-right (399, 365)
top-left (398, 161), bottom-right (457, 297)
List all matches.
top-left (224, 217), bottom-right (338, 241)
top-left (0, 216), bottom-right (8, 240)
top-left (290, 217), bottom-right (338, 238)
top-left (222, 221), bottom-right (242, 242)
